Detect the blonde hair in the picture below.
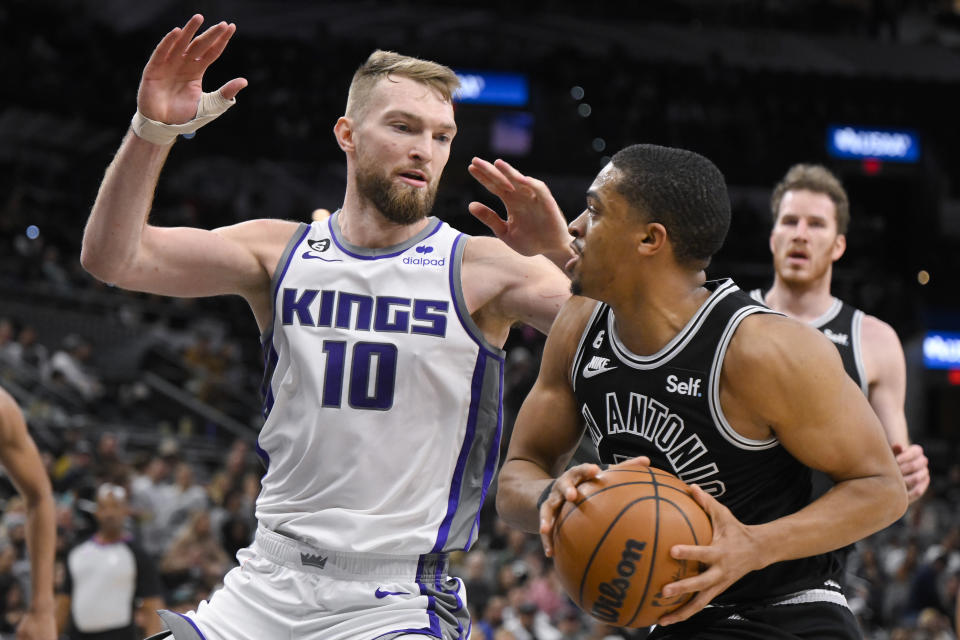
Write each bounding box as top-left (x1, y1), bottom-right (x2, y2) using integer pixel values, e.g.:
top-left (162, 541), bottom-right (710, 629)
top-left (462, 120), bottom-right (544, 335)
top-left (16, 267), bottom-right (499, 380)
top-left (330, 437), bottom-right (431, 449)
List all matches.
top-left (770, 164), bottom-right (850, 234)
top-left (345, 50), bottom-right (460, 121)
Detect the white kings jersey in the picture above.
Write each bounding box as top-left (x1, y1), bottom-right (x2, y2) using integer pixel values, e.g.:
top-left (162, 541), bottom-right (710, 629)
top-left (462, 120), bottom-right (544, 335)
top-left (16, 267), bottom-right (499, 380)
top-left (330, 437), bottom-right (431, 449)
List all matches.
top-left (257, 212), bottom-right (505, 557)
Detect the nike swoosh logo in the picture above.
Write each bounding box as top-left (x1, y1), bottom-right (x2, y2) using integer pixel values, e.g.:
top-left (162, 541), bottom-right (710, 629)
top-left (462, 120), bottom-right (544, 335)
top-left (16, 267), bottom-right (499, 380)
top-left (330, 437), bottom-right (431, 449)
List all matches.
top-left (301, 252), bottom-right (342, 262)
top-left (375, 588), bottom-right (407, 599)
top-left (582, 365), bottom-right (617, 379)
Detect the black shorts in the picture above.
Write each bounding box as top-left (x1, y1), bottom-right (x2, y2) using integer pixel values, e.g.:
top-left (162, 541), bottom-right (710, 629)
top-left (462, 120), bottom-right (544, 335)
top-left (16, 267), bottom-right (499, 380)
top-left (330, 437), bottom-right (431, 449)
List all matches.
top-left (649, 581), bottom-right (861, 640)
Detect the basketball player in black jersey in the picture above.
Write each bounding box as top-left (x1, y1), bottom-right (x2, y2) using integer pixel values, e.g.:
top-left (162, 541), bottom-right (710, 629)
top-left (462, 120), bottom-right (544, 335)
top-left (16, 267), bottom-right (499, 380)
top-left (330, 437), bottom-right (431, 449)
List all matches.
top-left (751, 164), bottom-right (929, 503)
top-left (494, 144), bottom-right (907, 638)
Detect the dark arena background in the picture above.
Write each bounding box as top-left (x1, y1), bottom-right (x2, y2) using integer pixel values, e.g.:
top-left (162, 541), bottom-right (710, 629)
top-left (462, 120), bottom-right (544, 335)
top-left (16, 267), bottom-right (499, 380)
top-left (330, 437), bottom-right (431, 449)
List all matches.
top-left (2, 1), bottom-right (960, 638)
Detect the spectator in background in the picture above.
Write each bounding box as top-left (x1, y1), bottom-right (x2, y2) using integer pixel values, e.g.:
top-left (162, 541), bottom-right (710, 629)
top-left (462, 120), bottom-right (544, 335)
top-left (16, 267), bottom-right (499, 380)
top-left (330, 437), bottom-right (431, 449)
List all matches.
top-left (0, 580), bottom-right (28, 637)
top-left (52, 441), bottom-right (95, 498)
top-left (160, 462), bottom-right (207, 534)
top-left (3, 324), bottom-right (49, 375)
top-left (503, 600), bottom-right (561, 640)
top-left (57, 483), bottom-right (164, 639)
top-left (91, 432), bottom-right (127, 486)
top-left (0, 319), bottom-right (17, 366)
top-left (39, 246), bottom-right (72, 292)
top-left (160, 511), bottom-right (231, 600)
top-left (47, 336), bottom-right (103, 403)
top-left (209, 488), bottom-right (254, 559)
top-left (129, 455), bottom-right (172, 559)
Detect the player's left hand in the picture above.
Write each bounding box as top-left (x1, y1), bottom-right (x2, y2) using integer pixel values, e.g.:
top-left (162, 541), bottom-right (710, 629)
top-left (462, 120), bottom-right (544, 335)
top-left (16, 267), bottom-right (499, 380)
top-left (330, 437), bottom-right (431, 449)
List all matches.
top-left (893, 443), bottom-right (929, 503)
top-left (16, 609), bottom-right (57, 640)
top-left (467, 158), bottom-right (574, 267)
top-left (656, 484), bottom-right (761, 626)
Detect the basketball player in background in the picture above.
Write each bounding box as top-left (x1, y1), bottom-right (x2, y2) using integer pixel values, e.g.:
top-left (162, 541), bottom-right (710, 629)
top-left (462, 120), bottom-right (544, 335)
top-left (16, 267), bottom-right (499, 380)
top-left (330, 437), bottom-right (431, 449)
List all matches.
top-left (80, 14), bottom-right (570, 640)
top-left (0, 387), bottom-right (57, 640)
top-left (495, 144), bottom-right (906, 638)
top-left (751, 164), bottom-right (929, 502)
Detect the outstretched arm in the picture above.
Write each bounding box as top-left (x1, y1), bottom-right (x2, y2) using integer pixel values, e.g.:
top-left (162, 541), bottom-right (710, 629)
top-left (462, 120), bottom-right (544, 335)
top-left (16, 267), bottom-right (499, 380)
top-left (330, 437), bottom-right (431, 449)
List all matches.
top-left (80, 16), bottom-right (296, 329)
top-left (468, 158), bottom-right (576, 271)
top-left (861, 314), bottom-right (929, 502)
top-left (0, 388), bottom-right (56, 640)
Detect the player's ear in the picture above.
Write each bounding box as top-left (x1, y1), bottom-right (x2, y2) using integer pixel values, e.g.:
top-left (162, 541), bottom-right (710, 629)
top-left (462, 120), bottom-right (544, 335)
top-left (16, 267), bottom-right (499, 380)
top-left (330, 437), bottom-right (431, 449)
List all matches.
top-left (831, 233), bottom-right (846, 262)
top-left (334, 117), bottom-right (355, 152)
top-left (637, 222), bottom-right (667, 256)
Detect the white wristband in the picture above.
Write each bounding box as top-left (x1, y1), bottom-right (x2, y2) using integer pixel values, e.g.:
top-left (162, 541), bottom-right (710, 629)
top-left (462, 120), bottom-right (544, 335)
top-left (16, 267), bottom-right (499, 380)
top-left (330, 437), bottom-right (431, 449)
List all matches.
top-left (130, 91), bottom-right (237, 145)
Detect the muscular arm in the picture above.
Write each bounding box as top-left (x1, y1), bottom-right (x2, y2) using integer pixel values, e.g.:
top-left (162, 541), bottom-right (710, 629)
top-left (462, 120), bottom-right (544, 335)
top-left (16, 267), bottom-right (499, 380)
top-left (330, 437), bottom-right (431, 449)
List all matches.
top-left (81, 137), bottom-right (295, 327)
top-left (661, 317), bottom-right (907, 624)
top-left (727, 316), bottom-right (906, 561)
top-left (80, 16), bottom-right (297, 331)
top-left (496, 297), bottom-right (594, 532)
top-left (461, 236), bottom-right (571, 346)
top-left (860, 314), bottom-right (928, 501)
top-left (861, 315), bottom-right (908, 446)
top-left (0, 388), bottom-right (56, 640)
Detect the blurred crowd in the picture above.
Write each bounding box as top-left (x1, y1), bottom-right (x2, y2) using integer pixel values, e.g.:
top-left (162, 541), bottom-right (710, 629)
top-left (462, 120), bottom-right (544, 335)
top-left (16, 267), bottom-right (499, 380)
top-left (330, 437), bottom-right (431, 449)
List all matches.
top-left (2, 304), bottom-right (960, 639)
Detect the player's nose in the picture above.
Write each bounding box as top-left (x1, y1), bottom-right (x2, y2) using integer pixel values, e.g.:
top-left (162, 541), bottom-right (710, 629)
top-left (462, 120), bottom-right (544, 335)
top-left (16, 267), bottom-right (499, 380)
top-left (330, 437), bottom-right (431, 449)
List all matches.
top-left (569, 210), bottom-right (588, 238)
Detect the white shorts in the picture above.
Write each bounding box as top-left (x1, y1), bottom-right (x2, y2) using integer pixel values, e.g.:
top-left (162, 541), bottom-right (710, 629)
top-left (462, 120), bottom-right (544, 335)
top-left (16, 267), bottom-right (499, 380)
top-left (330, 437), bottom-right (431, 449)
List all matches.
top-left (171, 526), bottom-right (470, 640)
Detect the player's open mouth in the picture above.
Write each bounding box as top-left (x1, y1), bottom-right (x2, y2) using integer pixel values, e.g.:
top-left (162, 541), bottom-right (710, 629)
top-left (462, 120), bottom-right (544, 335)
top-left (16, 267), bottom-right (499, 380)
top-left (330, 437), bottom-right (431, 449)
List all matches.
top-left (398, 171), bottom-right (428, 188)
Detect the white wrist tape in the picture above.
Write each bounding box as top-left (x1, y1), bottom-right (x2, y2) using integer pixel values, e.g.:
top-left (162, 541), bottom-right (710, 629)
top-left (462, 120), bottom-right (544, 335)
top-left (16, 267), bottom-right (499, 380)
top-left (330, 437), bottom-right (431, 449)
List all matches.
top-left (130, 91), bottom-right (237, 145)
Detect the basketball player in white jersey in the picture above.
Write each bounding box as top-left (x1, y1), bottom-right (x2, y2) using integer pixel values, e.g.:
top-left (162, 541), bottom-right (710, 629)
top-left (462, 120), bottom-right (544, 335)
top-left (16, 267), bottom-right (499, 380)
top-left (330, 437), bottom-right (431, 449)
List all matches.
top-left (752, 164), bottom-right (929, 502)
top-left (80, 15), bottom-right (570, 640)
top-left (495, 144), bottom-right (906, 637)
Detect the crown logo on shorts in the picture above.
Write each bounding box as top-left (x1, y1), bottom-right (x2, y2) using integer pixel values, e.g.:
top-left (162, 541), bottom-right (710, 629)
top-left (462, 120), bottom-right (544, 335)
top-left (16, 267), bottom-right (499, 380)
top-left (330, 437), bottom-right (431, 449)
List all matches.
top-left (300, 553), bottom-right (328, 569)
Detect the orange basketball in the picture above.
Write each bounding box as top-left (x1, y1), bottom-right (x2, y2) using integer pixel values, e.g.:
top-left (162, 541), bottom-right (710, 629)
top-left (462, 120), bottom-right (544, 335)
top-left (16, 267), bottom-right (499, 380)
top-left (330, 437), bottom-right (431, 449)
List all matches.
top-left (551, 462), bottom-right (713, 628)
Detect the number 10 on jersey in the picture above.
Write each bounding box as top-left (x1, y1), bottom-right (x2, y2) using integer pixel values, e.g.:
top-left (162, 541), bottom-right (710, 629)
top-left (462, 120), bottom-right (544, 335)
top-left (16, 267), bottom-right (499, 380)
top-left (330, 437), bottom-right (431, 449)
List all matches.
top-left (320, 341), bottom-right (398, 410)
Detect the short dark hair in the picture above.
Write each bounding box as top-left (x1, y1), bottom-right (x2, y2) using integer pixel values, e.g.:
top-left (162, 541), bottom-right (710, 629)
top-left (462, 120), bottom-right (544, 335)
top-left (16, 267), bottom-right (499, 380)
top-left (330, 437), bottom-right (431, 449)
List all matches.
top-left (770, 164), bottom-right (849, 234)
top-left (610, 144), bottom-right (731, 268)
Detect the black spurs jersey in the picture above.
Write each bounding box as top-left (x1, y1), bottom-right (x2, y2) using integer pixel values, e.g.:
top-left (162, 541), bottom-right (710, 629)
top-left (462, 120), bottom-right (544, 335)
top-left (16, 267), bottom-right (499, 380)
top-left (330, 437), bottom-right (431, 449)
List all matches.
top-left (572, 279), bottom-right (843, 604)
top-left (749, 289), bottom-right (867, 394)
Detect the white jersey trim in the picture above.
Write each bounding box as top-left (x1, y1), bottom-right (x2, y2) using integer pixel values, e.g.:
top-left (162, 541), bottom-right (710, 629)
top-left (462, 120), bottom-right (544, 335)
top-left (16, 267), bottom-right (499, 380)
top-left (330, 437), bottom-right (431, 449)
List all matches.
top-left (810, 297), bottom-right (844, 328)
top-left (708, 305), bottom-right (780, 450)
top-left (450, 235), bottom-right (506, 359)
top-left (608, 279), bottom-right (739, 370)
top-left (851, 309), bottom-right (868, 395)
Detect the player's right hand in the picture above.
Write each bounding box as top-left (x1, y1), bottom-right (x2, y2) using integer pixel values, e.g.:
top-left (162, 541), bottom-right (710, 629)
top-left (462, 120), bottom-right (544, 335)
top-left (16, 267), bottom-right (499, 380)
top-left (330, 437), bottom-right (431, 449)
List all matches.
top-left (467, 157), bottom-right (574, 266)
top-left (138, 15), bottom-right (247, 124)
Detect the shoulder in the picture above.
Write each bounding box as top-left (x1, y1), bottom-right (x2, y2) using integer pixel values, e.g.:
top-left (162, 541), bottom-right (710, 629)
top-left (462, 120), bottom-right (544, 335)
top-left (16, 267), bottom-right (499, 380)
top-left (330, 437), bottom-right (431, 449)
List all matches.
top-left (726, 312), bottom-right (842, 376)
top-left (540, 296), bottom-right (600, 370)
top-left (214, 218), bottom-right (302, 245)
top-left (550, 296), bottom-right (599, 340)
top-left (859, 313), bottom-right (903, 353)
top-left (461, 234), bottom-right (524, 263)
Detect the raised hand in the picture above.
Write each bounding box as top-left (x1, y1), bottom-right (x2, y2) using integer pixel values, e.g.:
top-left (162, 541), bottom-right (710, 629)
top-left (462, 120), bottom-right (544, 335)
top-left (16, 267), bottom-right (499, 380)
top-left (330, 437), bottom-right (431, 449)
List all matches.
top-left (138, 15), bottom-right (247, 124)
top-left (468, 158), bottom-right (575, 268)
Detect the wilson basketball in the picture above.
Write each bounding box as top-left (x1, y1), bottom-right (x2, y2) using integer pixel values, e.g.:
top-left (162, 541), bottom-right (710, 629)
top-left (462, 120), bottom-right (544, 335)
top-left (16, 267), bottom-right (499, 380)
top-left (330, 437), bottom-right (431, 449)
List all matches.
top-left (552, 462), bottom-right (712, 628)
